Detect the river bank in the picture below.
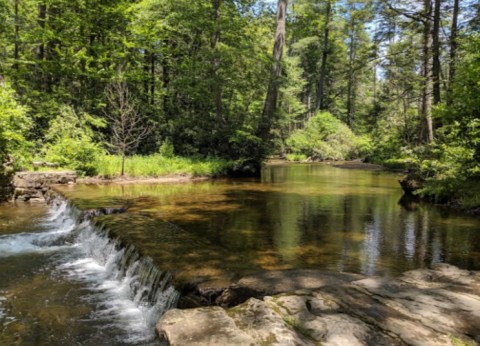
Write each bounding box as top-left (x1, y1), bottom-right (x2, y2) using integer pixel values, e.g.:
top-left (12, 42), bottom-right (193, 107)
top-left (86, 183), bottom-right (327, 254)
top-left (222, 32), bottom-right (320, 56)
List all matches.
top-left (158, 264), bottom-right (480, 346)
top-left (2, 162), bottom-right (480, 345)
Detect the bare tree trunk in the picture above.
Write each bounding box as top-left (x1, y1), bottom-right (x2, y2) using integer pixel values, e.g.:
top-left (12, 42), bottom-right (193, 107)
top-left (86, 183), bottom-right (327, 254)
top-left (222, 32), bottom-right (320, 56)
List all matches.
top-left (420, 0), bottom-right (434, 143)
top-left (432, 0), bottom-right (441, 105)
top-left (316, 0), bottom-right (332, 111)
top-left (260, 0), bottom-right (288, 140)
top-left (447, 0), bottom-right (459, 105)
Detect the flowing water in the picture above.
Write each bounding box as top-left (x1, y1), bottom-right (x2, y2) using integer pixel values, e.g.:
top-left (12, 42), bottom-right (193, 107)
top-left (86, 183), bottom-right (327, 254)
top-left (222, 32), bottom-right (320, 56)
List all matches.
top-left (1, 163), bottom-right (479, 344)
top-left (0, 201), bottom-right (178, 345)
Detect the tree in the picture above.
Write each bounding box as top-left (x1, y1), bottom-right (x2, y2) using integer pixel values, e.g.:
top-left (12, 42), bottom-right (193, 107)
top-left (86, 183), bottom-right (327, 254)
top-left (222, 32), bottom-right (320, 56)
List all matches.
top-left (105, 80), bottom-right (150, 176)
top-left (420, 0), bottom-right (434, 143)
top-left (431, 0), bottom-right (441, 105)
top-left (0, 80), bottom-right (31, 171)
top-left (260, 0), bottom-right (288, 142)
top-left (316, 0), bottom-right (333, 111)
top-left (447, 0), bottom-right (459, 105)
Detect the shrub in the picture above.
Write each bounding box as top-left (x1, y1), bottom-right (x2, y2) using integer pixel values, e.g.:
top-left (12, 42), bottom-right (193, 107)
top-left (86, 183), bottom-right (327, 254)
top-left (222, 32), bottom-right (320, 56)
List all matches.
top-left (285, 112), bottom-right (358, 160)
top-left (0, 81), bottom-right (32, 172)
top-left (42, 105), bottom-right (105, 176)
top-left (159, 139), bottom-right (175, 158)
top-left (285, 153), bottom-right (308, 162)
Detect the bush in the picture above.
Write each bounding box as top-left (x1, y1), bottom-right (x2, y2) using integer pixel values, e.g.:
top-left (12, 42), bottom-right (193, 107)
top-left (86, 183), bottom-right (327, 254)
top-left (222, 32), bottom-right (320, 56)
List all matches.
top-left (285, 112), bottom-right (358, 160)
top-left (159, 139), bottom-right (175, 158)
top-left (44, 136), bottom-right (103, 176)
top-left (0, 81), bottom-right (32, 172)
top-left (285, 153), bottom-right (308, 162)
top-left (42, 105), bottom-right (105, 176)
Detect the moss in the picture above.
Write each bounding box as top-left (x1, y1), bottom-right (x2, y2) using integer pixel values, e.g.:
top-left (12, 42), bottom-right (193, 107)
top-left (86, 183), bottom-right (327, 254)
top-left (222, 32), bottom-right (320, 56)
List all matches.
top-left (450, 335), bottom-right (477, 346)
top-left (283, 315), bottom-right (313, 340)
top-left (259, 333), bottom-right (278, 346)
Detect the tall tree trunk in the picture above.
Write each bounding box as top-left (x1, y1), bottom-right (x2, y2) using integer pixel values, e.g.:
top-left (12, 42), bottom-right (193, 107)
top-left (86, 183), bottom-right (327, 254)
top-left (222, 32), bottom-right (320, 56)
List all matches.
top-left (37, 3), bottom-right (46, 61)
top-left (260, 0), bottom-right (288, 140)
top-left (420, 0), bottom-right (434, 143)
top-left (211, 0), bottom-right (224, 126)
top-left (316, 0), bottom-right (332, 111)
top-left (432, 0), bottom-right (441, 105)
top-left (447, 0), bottom-right (459, 105)
top-left (142, 49), bottom-right (155, 106)
top-left (13, 0), bottom-right (20, 70)
top-left (150, 50), bottom-right (155, 105)
top-left (143, 50), bottom-right (150, 102)
top-left (162, 41), bottom-right (170, 119)
top-left (346, 15), bottom-right (356, 127)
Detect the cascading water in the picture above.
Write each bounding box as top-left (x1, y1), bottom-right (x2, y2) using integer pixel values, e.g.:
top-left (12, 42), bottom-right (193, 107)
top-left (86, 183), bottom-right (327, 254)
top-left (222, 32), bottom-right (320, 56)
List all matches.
top-left (0, 198), bottom-right (180, 345)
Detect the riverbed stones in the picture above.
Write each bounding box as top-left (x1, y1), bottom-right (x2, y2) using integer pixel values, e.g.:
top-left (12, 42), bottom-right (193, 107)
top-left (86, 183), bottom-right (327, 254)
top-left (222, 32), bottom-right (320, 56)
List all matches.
top-left (157, 264), bottom-right (480, 346)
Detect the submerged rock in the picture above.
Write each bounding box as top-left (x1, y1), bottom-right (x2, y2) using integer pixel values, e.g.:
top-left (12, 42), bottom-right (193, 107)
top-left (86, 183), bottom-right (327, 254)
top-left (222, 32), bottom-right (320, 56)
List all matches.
top-left (157, 264), bottom-right (480, 346)
top-left (399, 172), bottom-right (424, 195)
top-left (80, 206), bottom-right (128, 221)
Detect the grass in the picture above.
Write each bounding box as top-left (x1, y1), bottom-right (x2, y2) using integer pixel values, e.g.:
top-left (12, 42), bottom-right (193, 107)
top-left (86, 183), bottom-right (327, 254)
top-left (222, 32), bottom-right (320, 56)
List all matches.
top-left (285, 153), bottom-right (308, 162)
top-left (450, 335), bottom-right (477, 346)
top-left (93, 154), bottom-right (234, 178)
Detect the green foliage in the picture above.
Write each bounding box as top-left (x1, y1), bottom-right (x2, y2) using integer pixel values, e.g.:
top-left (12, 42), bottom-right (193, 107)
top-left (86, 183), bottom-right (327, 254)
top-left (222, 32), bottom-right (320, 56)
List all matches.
top-left (42, 106), bottom-right (105, 176)
top-left (159, 139), bottom-right (175, 158)
top-left (286, 112), bottom-right (358, 160)
top-left (95, 154), bottom-right (233, 178)
top-left (285, 153), bottom-right (308, 162)
top-left (0, 82), bottom-right (32, 171)
top-left (404, 34), bottom-right (480, 208)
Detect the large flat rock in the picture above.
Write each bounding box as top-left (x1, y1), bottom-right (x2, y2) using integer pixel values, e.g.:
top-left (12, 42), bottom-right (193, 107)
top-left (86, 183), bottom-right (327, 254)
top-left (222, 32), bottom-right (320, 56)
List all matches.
top-left (157, 264), bottom-right (480, 346)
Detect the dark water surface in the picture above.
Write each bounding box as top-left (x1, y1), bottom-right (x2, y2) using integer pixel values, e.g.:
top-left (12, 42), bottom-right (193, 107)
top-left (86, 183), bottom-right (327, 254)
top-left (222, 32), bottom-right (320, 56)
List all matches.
top-left (1, 163), bottom-right (479, 344)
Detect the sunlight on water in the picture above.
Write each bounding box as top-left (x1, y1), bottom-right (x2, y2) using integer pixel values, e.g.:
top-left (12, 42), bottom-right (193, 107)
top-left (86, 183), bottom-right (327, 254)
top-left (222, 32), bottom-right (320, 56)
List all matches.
top-left (1, 163), bottom-right (480, 344)
top-left (0, 200), bottom-right (178, 345)
top-left (57, 163), bottom-right (480, 284)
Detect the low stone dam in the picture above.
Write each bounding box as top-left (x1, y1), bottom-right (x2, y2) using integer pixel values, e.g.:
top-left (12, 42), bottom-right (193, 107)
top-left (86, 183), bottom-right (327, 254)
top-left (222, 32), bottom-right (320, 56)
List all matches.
top-left (1, 163), bottom-right (479, 345)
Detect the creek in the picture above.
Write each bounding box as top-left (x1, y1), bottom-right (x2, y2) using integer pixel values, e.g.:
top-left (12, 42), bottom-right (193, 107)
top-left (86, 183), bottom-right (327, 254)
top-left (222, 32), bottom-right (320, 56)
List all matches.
top-left (1, 163), bottom-right (479, 344)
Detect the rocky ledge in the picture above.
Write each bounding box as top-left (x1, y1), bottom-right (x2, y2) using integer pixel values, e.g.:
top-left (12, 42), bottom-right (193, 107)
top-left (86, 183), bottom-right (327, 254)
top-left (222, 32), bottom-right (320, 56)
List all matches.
top-left (13, 171), bottom-right (77, 202)
top-left (157, 264), bottom-right (480, 346)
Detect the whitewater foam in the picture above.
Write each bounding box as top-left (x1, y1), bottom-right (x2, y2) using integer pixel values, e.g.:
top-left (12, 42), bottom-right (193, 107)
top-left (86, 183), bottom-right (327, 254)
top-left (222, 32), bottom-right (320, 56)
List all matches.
top-left (1, 199), bottom-right (179, 344)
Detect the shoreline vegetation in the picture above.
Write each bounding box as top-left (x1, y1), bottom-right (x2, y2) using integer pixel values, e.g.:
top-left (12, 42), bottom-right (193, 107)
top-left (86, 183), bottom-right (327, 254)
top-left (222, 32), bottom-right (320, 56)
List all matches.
top-left (0, 1), bottom-right (479, 215)
top-left (26, 156), bottom-right (480, 215)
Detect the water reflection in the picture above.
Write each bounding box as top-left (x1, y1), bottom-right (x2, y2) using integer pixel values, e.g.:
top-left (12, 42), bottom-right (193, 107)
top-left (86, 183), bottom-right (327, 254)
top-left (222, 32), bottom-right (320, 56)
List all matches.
top-left (57, 163), bottom-right (480, 281)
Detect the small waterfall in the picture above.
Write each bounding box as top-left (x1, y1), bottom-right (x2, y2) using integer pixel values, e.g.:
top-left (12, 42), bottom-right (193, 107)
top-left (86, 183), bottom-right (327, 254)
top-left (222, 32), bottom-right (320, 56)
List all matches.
top-left (0, 201), bottom-right (76, 256)
top-left (51, 197), bottom-right (181, 344)
top-left (63, 221), bottom-right (180, 336)
top-left (1, 196), bottom-right (180, 344)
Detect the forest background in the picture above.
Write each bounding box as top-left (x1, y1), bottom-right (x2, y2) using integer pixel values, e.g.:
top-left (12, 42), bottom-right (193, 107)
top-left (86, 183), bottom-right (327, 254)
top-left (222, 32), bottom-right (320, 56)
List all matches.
top-left (0, 0), bottom-right (479, 209)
